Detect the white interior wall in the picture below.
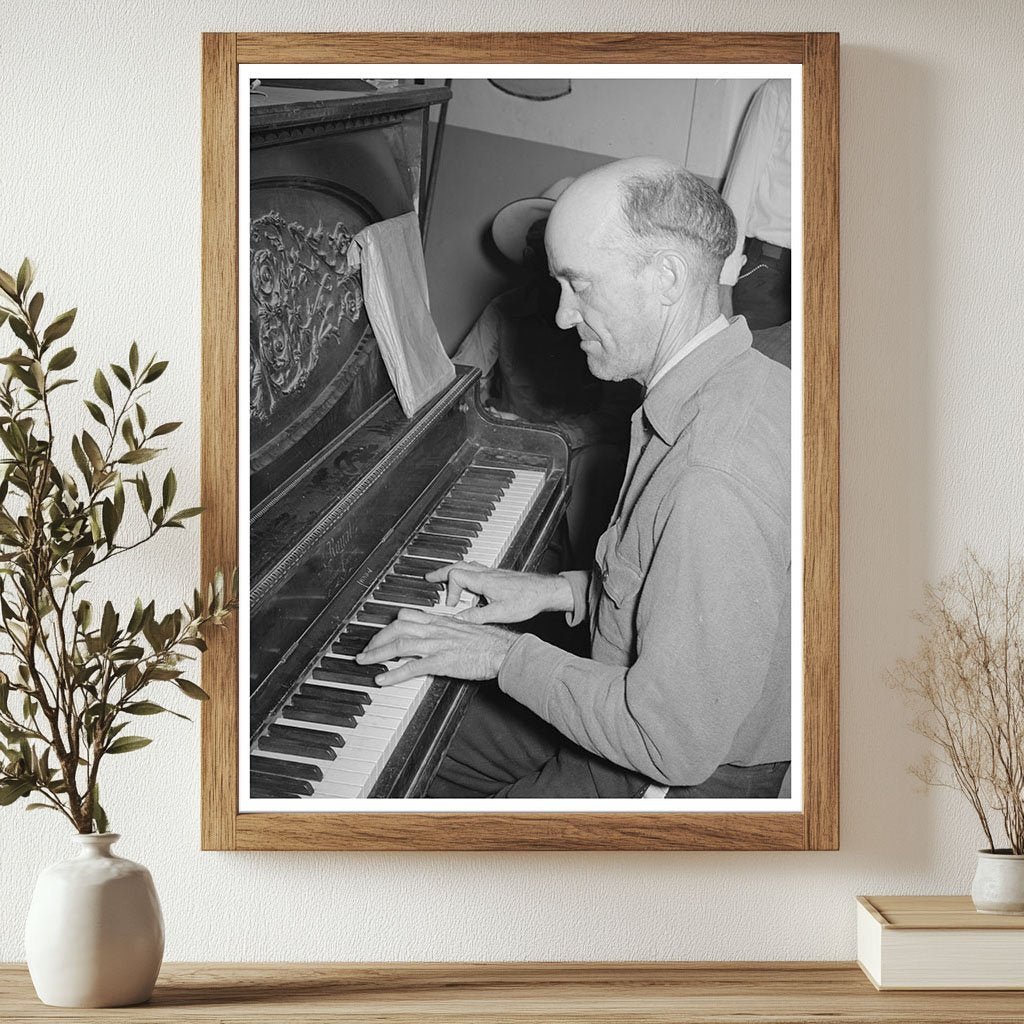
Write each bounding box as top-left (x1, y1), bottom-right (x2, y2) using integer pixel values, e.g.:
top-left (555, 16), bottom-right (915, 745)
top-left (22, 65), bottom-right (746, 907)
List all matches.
top-left (429, 76), bottom-right (765, 179)
top-left (2, 0), bottom-right (1023, 963)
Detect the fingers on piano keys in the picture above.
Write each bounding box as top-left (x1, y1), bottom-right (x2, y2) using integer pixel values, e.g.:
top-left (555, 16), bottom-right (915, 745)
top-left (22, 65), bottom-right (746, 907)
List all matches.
top-left (250, 465), bottom-right (546, 800)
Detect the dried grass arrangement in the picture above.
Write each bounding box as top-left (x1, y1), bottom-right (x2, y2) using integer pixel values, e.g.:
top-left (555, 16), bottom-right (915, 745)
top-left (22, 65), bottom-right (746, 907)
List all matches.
top-left (894, 552), bottom-right (1024, 854)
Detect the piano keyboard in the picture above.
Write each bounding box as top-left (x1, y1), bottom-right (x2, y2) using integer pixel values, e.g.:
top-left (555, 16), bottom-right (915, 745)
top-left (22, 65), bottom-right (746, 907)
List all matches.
top-left (249, 464), bottom-right (546, 799)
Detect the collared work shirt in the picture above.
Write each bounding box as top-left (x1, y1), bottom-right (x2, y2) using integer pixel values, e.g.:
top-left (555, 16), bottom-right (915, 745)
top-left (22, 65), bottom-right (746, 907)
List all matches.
top-left (497, 317), bottom-right (791, 786)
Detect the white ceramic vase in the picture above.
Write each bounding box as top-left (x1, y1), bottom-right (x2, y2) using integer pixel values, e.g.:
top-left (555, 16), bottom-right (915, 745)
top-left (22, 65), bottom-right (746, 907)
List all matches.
top-left (24, 833), bottom-right (164, 1007)
top-left (971, 849), bottom-right (1024, 915)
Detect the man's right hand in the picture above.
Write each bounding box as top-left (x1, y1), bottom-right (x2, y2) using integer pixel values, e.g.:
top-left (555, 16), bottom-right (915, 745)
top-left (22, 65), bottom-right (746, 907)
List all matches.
top-left (427, 562), bottom-right (575, 625)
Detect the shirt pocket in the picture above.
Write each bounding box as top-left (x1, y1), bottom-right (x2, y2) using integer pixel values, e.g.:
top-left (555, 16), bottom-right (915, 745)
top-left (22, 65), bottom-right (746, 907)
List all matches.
top-left (593, 528), bottom-right (644, 657)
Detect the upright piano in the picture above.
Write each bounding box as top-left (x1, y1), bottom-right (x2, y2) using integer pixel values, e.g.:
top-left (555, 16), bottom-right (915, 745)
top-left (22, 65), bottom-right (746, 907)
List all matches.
top-left (247, 81), bottom-right (569, 799)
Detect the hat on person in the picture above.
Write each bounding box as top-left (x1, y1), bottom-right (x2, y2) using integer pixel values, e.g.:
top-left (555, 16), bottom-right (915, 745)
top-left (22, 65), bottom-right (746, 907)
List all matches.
top-left (491, 177), bottom-right (575, 264)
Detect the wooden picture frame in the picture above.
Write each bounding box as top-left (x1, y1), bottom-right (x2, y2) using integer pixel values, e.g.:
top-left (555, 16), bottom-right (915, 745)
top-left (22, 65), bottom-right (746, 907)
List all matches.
top-left (201, 32), bottom-right (839, 851)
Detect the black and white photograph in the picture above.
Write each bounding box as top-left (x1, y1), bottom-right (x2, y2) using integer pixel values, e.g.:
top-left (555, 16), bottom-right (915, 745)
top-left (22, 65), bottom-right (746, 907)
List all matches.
top-left (241, 65), bottom-right (802, 810)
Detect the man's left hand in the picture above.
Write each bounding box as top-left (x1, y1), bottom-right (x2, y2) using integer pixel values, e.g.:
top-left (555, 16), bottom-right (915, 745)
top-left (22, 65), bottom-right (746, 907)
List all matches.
top-left (355, 608), bottom-right (519, 686)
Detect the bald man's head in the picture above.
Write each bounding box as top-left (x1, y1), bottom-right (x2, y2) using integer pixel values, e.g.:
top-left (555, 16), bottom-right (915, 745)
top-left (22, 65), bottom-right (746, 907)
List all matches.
top-left (544, 158), bottom-right (735, 384)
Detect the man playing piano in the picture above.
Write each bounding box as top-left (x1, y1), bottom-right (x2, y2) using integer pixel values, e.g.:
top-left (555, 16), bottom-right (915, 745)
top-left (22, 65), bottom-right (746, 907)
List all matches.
top-left (358, 156), bottom-right (792, 800)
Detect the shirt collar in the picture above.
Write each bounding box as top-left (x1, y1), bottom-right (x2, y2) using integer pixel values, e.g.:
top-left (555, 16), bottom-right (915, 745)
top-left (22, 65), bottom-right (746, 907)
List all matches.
top-left (646, 314), bottom-right (729, 391)
top-left (642, 315), bottom-right (753, 445)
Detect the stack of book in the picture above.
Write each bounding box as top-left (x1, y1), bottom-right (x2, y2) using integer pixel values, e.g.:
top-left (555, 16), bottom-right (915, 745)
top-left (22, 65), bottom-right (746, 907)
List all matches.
top-left (857, 895), bottom-right (1024, 990)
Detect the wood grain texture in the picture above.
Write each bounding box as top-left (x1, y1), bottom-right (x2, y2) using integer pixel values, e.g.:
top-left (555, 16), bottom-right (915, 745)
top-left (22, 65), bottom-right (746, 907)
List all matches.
top-left (235, 32), bottom-right (807, 64)
top-left (800, 32), bottom-right (841, 852)
top-left (201, 32), bottom-right (841, 851)
top-left (200, 32), bottom-right (239, 852)
top-left (3, 962), bottom-right (1023, 1023)
top-left (862, 896), bottom-right (1024, 930)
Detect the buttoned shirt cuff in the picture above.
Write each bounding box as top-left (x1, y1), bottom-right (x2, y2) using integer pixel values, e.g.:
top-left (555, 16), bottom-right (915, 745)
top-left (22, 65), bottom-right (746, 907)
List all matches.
top-left (718, 251), bottom-right (746, 287)
top-left (558, 570), bottom-right (590, 627)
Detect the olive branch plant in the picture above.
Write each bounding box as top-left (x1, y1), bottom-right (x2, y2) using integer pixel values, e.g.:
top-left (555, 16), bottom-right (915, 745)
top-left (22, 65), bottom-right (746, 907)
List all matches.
top-left (0, 259), bottom-right (235, 834)
top-left (893, 551), bottom-right (1024, 854)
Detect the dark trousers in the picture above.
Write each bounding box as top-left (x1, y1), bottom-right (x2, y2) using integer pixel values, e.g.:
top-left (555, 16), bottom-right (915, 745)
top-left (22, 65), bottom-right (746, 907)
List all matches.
top-left (733, 237), bottom-right (791, 331)
top-left (429, 686), bottom-right (790, 800)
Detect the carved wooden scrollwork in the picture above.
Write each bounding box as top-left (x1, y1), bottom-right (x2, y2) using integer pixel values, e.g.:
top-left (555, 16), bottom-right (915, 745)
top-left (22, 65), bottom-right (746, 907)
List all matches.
top-left (249, 213), bottom-right (364, 423)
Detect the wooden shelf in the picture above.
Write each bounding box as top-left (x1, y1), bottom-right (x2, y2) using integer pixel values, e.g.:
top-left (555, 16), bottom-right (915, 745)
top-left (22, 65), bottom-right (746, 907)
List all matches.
top-left (3, 962), bottom-right (1024, 1022)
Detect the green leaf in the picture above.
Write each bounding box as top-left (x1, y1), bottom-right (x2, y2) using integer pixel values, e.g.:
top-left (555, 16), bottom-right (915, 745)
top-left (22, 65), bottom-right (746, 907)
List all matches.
top-left (168, 507), bottom-right (202, 524)
top-left (93, 369), bottom-right (113, 409)
top-left (176, 679), bottom-right (210, 701)
top-left (150, 421), bottom-right (181, 438)
top-left (143, 361), bottom-right (168, 383)
top-left (8, 317), bottom-right (32, 345)
top-left (48, 346), bottom-right (76, 371)
top-left (110, 363), bottom-right (131, 389)
top-left (101, 498), bottom-right (117, 547)
top-left (129, 342), bottom-right (139, 375)
top-left (26, 803), bottom-right (61, 813)
top-left (27, 292), bottom-right (43, 328)
top-left (162, 468), bottom-right (176, 508)
top-left (83, 400), bottom-right (106, 427)
top-left (124, 700), bottom-right (171, 716)
top-left (0, 779), bottom-right (33, 805)
top-left (136, 404), bottom-right (147, 432)
top-left (71, 435), bottom-right (91, 482)
top-left (91, 785), bottom-right (108, 834)
top-left (81, 431), bottom-right (104, 472)
top-left (100, 601), bottom-right (117, 646)
top-left (0, 269), bottom-right (18, 300)
top-left (105, 735), bottom-right (152, 755)
top-left (118, 448), bottom-right (157, 465)
top-left (121, 418), bottom-right (137, 450)
top-left (42, 308), bottom-right (76, 344)
top-left (136, 472), bottom-right (152, 513)
top-left (16, 258), bottom-right (34, 299)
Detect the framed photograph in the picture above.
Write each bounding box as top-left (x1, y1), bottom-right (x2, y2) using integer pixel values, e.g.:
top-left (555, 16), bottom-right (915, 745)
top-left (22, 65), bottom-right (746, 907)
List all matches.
top-left (201, 33), bottom-right (838, 851)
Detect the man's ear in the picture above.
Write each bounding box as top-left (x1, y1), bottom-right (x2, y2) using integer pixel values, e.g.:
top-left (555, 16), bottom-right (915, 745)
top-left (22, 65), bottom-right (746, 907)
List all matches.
top-left (655, 250), bottom-right (689, 305)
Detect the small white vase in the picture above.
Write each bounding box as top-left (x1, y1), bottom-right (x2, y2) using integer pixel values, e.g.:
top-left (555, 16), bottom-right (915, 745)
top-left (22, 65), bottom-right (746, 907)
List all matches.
top-left (971, 849), bottom-right (1024, 915)
top-left (24, 833), bottom-right (164, 1007)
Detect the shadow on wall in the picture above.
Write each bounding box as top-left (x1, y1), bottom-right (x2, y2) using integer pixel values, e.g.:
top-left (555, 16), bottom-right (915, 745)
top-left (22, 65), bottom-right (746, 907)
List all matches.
top-left (838, 47), bottom-right (941, 872)
top-left (424, 126), bottom-right (610, 351)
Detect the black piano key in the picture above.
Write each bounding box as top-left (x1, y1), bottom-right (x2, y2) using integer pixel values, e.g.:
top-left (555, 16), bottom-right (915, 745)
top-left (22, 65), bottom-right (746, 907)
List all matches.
top-left (258, 733), bottom-right (337, 761)
top-left (299, 684), bottom-right (367, 714)
top-left (292, 692), bottom-right (364, 715)
top-left (330, 635), bottom-right (368, 657)
top-left (372, 586), bottom-right (436, 607)
top-left (407, 542), bottom-right (468, 561)
top-left (269, 723), bottom-right (345, 748)
top-left (384, 574), bottom-right (442, 593)
top-left (282, 702), bottom-right (358, 729)
top-left (466, 467), bottom-right (516, 482)
top-left (409, 536), bottom-right (468, 553)
top-left (438, 498), bottom-right (494, 515)
top-left (357, 602), bottom-right (402, 625)
top-left (341, 623), bottom-right (381, 639)
top-left (393, 556), bottom-right (449, 578)
top-left (451, 479), bottom-right (508, 494)
top-left (420, 520), bottom-right (480, 541)
top-left (318, 663), bottom-right (383, 688)
top-left (319, 656), bottom-right (386, 678)
top-left (251, 754), bottom-right (323, 782)
top-left (250, 771), bottom-right (314, 797)
top-left (304, 684), bottom-right (371, 706)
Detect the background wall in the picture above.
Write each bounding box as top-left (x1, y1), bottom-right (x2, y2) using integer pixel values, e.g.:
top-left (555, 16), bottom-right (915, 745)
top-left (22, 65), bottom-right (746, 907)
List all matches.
top-left (2, 0), bottom-right (1023, 962)
top-left (425, 78), bottom-right (764, 345)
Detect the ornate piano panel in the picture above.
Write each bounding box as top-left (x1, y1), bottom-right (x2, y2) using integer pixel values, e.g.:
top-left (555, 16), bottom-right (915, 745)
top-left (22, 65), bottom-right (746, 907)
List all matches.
top-left (247, 82), bottom-right (569, 799)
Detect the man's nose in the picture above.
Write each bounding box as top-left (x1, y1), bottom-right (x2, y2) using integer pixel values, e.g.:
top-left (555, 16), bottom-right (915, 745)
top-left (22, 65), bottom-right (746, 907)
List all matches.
top-left (554, 291), bottom-right (580, 330)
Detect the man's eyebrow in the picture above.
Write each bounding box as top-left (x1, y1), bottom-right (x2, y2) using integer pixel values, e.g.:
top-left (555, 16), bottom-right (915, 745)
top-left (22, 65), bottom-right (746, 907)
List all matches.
top-left (550, 265), bottom-right (585, 281)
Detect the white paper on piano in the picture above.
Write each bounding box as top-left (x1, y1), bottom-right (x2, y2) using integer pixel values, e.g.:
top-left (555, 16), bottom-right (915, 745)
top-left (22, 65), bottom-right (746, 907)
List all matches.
top-left (347, 211), bottom-right (455, 418)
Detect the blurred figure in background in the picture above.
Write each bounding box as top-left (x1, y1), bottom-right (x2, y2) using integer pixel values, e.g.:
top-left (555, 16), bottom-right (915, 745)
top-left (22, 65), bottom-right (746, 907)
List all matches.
top-left (719, 79), bottom-right (792, 368)
top-left (453, 178), bottom-right (641, 570)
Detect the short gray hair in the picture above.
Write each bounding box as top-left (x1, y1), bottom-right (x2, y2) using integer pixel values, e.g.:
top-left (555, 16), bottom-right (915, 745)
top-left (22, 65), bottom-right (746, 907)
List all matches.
top-left (618, 168), bottom-right (736, 281)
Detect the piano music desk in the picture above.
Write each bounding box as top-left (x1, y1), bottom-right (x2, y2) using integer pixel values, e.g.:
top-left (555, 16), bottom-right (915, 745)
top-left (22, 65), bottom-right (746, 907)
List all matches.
top-left (2, 962), bottom-right (1022, 1022)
